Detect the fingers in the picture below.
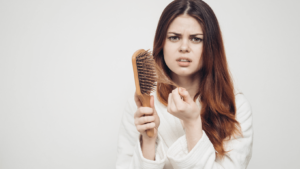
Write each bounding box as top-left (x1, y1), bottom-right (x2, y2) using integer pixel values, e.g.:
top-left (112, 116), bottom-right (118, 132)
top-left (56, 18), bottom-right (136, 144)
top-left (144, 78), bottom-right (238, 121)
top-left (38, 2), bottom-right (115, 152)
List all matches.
top-left (172, 88), bottom-right (184, 111)
top-left (178, 87), bottom-right (192, 103)
top-left (134, 92), bottom-right (142, 108)
top-left (134, 106), bottom-right (158, 135)
top-left (135, 115), bottom-right (155, 126)
top-left (134, 107), bottom-right (154, 118)
top-left (136, 122), bottom-right (155, 133)
top-left (167, 93), bottom-right (176, 113)
top-left (135, 115), bottom-right (155, 133)
top-left (168, 88), bottom-right (187, 114)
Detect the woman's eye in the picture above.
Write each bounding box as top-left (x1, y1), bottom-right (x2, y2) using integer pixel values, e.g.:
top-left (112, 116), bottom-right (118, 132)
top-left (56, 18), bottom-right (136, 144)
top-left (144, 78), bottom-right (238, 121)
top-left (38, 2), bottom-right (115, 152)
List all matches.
top-left (191, 37), bottom-right (203, 42)
top-left (168, 36), bottom-right (179, 41)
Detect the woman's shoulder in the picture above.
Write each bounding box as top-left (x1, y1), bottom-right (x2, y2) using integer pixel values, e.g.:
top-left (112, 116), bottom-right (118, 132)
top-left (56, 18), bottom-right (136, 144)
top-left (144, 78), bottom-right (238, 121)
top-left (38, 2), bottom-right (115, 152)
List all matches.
top-left (233, 90), bottom-right (253, 124)
top-left (233, 85), bottom-right (242, 96)
top-left (233, 84), bottom-right (251, 110)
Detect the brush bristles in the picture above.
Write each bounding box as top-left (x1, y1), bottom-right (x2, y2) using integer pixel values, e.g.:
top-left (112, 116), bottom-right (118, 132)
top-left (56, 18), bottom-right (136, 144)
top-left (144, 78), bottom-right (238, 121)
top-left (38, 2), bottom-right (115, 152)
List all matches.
top-left (136, 50), bottom-right (157, 96)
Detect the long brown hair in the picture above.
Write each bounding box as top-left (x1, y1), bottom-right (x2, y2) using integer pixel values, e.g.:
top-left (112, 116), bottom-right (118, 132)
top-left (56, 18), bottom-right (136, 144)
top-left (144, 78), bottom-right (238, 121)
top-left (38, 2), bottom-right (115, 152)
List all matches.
top-left (153, 0), bottom-right (242, 160)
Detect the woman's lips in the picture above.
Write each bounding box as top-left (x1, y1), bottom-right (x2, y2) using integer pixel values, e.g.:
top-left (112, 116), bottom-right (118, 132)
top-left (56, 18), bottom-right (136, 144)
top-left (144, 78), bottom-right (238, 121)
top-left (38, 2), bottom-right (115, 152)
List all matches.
top-left (177, 61), bottom-right (191, 66)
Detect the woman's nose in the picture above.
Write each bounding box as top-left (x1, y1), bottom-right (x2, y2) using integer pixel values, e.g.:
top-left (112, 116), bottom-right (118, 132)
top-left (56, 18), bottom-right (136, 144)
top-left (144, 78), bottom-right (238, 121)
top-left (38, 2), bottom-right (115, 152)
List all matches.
top-left (179, 39), bottom-right (190, 53)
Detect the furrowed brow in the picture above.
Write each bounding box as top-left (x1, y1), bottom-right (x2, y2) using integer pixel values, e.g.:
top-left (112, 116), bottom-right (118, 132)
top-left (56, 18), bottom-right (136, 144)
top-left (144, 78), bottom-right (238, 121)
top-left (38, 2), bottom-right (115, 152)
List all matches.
top-left (168, 32), bottom-right (203, 36)
top-left (168, 32), bottom-right (181, 36)
top-left (190, 33), bottom-right (203, 36)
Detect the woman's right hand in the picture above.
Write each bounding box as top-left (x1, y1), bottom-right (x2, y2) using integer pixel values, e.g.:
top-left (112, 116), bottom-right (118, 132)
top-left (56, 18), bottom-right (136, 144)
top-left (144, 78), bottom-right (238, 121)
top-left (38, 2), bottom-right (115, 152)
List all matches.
top-left (133, 92), bottom-right (160, 142)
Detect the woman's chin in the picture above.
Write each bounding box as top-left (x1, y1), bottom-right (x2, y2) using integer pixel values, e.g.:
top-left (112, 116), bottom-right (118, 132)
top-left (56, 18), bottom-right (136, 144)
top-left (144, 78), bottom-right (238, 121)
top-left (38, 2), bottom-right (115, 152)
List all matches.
top-left (171, 70), bottom-right (195, 77)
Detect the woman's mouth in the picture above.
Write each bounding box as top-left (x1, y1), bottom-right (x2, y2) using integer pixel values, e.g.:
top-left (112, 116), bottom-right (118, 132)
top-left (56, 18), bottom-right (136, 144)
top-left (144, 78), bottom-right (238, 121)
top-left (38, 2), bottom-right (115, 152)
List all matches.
top-left (177, 59), bottom-right (191, 66)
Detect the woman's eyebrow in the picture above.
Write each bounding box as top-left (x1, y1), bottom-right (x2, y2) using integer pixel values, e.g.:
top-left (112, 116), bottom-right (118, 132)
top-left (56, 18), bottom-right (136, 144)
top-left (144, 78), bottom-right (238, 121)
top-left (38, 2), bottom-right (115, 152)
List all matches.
top-left (190, 33), bottom-right (203, 36)
top-left (168, 32), bottom-right (181, 35)
top-left (168, 32), bottom-right (203, 36)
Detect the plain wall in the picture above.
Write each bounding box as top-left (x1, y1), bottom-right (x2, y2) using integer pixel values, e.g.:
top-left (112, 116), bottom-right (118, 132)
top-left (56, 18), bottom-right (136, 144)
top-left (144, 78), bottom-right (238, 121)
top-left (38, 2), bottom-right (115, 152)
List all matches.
top-left (0, 0), bottom-right (299, 168)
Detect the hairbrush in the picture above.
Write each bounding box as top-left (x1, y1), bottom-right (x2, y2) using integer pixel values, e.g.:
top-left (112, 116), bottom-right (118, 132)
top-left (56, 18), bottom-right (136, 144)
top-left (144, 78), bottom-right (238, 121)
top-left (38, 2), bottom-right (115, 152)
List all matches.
top-left (132, 49), bottom-right (157, 137)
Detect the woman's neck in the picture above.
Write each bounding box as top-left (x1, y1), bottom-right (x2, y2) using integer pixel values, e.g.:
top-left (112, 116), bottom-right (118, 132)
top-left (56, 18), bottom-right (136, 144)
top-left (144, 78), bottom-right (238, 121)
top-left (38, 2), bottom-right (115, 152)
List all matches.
top-left (170, 72), bottom-right (200, 99)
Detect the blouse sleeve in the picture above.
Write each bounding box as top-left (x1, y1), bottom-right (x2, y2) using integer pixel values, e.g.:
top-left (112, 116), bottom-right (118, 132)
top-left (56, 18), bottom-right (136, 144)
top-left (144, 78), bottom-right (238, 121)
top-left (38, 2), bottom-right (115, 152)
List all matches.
top-left (166, 93), bottom-right (254, 169)
top-left (116, 96), bottom-right (167, 169)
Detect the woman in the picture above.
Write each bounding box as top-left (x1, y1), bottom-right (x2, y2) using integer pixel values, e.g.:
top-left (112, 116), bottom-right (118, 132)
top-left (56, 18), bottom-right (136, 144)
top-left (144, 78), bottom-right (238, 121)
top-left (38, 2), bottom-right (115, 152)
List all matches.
top-left (116, 0), bottom-right (253, 168)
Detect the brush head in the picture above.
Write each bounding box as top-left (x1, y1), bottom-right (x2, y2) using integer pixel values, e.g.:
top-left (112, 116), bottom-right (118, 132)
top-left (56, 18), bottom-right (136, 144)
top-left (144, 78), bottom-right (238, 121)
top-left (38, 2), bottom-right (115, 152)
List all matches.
top-left (132, 49), bottom-right (157, 96)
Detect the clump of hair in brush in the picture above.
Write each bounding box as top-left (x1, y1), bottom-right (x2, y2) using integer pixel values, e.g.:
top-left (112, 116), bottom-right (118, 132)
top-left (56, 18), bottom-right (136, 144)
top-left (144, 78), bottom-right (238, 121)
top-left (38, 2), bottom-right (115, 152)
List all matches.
top-left (136, 50), bottom-right (179, 96)
top-left (136, 50), bottom-right (157, 96)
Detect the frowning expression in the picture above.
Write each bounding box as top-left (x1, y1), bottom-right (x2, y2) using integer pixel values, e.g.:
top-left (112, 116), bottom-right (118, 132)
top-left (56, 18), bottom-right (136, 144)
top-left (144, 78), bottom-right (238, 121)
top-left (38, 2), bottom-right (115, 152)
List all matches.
top-left (163, 14), bottom-right (204, 77)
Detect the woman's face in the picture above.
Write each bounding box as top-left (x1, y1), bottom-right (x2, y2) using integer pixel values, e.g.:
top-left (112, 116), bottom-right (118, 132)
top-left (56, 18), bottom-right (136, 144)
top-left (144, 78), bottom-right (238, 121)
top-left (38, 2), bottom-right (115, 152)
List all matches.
top-left (163, 14), bottom-right (203, 77)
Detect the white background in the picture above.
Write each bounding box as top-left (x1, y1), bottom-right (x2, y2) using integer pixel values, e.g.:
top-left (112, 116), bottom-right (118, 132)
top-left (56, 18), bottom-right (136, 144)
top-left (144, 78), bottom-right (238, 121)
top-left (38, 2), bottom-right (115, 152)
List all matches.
top-left (0, 0), bottom-right (299, 168)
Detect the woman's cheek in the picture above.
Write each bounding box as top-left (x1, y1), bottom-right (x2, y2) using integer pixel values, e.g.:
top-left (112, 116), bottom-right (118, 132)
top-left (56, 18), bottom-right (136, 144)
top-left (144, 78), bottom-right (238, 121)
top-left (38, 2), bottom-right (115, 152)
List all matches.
top-left (163, 44), bottom-right (177, 68)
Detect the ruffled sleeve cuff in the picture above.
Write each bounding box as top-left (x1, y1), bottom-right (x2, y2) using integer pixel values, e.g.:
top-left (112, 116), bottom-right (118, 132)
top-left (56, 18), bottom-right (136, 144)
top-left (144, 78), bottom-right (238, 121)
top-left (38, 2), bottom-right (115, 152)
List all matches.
top-left (133, 134), bottom-right (167, 169)
top-left (167, 130), bottom-right (215, 168)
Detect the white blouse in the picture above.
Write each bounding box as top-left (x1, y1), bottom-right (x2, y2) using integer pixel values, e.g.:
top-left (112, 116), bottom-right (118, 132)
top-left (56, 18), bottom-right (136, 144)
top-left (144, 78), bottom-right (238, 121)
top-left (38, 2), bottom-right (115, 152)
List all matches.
top-left (116, 89), bottom-right (253, 169)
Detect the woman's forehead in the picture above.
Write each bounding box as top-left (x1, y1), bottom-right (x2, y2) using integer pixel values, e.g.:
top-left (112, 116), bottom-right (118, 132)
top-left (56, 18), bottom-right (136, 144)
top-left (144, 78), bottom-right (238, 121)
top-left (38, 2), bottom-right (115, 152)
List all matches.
top-left (167, 15), bottom-right (203, 34)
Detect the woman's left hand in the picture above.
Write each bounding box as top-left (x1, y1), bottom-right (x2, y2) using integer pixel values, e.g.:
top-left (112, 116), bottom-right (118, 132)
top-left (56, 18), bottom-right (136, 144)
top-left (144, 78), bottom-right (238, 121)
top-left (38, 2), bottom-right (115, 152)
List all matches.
top-left (167, 87), bottom-right (201, 125)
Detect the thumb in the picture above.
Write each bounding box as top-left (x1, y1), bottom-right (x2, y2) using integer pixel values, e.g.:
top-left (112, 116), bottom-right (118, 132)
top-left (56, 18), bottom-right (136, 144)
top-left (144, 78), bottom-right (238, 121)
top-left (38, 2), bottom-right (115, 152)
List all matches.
top-left (179, 87), bottom-right (193, 103)
top-left (150, 95), bottom-right (157, 113)
top-left (150, 95), bottom-right (155, 108)
top-left (154, 128), bottom-right (157, 136)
